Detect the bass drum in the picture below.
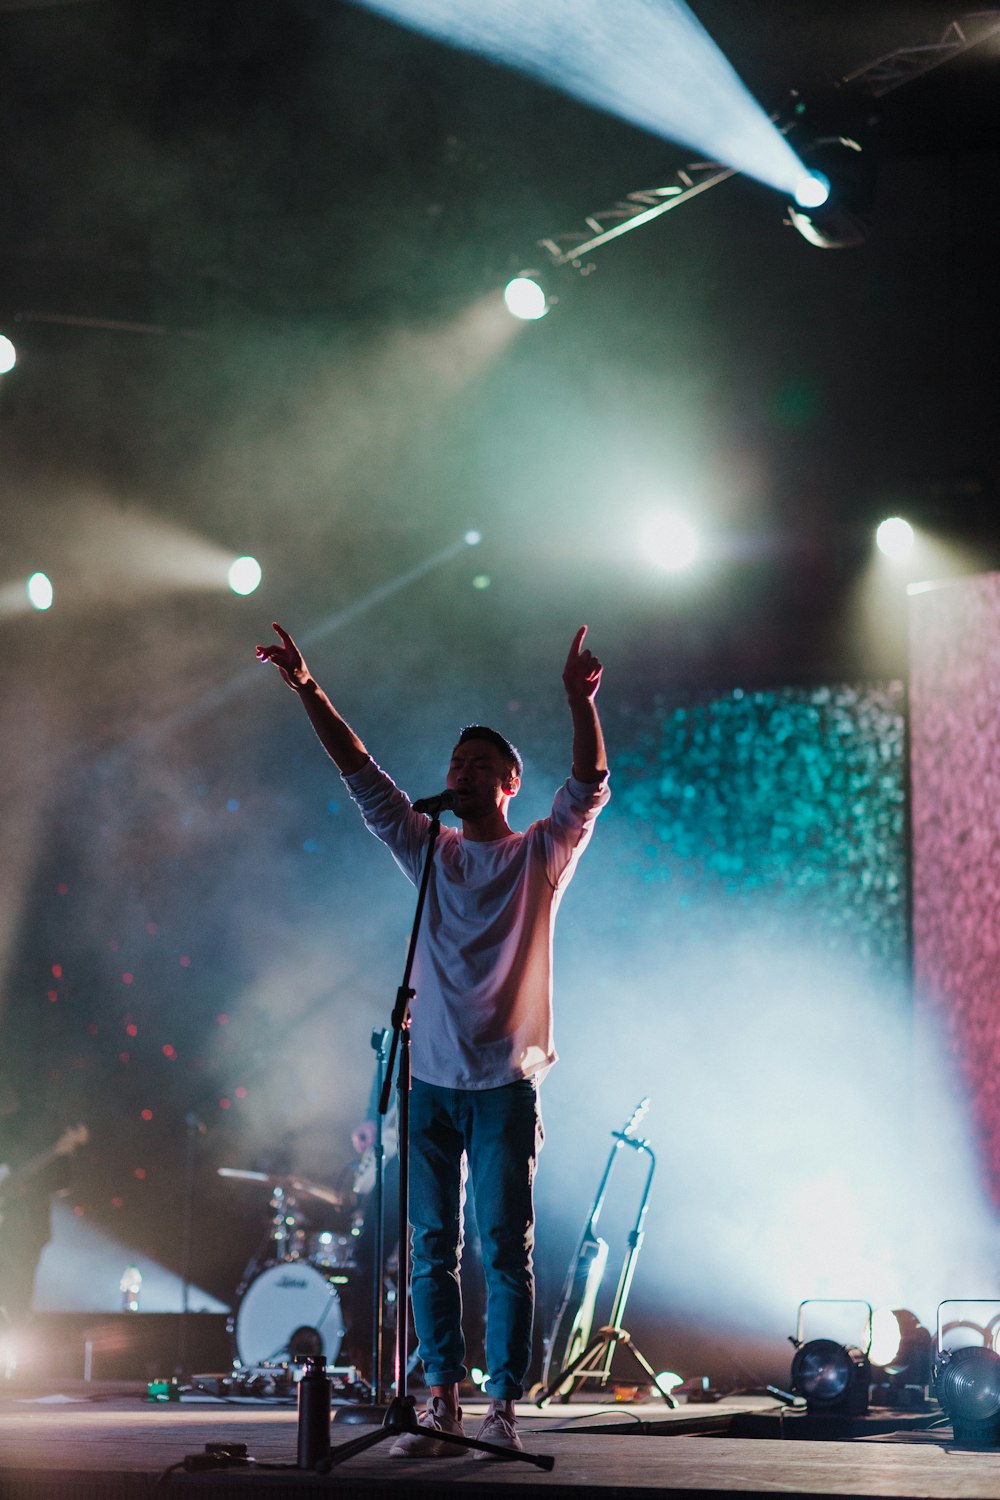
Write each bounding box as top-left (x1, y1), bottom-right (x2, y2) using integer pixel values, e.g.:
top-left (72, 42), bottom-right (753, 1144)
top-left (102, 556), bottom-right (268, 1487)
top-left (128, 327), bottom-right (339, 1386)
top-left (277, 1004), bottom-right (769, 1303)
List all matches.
top-left (234, 1262), bottom-right (346, 1367)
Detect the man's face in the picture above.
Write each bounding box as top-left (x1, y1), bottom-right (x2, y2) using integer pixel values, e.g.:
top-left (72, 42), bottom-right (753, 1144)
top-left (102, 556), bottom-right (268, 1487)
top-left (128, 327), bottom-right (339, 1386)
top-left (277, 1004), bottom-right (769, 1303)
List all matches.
top-left (446, 738), bottom-right (520, 819)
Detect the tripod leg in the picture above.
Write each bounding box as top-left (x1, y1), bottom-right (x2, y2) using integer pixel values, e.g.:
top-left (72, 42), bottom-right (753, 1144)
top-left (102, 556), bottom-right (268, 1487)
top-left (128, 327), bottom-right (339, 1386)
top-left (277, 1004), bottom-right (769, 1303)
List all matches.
top-left (535, 1329), bottom-right (617, 1406)
top-left (614, 1330), bottom-right (678, 1408)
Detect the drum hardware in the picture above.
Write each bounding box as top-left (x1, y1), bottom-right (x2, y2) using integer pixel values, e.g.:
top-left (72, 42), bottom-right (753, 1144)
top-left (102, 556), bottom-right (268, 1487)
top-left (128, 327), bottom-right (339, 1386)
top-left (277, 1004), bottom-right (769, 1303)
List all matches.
top-left (198, 1362), bottom-right (370, 1402)
top-left (230, 1261), bottom-right (352, 1369)
top-left (534, 1097), bottom-right (677, 1408)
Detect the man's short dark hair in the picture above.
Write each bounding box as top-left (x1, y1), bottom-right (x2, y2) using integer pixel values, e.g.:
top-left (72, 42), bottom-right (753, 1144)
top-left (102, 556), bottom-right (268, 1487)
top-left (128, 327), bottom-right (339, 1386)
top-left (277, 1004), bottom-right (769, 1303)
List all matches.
top-left (457, 725), bottom-right (523, 778)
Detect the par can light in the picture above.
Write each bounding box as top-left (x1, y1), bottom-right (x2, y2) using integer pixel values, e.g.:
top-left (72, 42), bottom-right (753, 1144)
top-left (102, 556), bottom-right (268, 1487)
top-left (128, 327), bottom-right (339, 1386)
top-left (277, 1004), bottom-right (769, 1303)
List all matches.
top-left (934, 1346), bottom-right (1000, 1444)
top-left (790, 1338), bottom-right (871, 1416)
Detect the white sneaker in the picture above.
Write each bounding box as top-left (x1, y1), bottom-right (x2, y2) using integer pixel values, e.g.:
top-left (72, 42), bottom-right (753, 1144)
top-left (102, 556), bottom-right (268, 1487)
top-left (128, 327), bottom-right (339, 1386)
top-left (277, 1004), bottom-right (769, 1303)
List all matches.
top-left (474, 1398), bottom-right (523, 1459)
top-left (389, 1396), bottom-right (466, 1458)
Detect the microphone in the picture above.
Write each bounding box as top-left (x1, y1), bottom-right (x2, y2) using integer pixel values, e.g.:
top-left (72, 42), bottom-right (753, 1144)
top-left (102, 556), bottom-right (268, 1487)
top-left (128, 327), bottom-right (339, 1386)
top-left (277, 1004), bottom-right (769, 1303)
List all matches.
top-left (412, 789), bottom-right (459, 816)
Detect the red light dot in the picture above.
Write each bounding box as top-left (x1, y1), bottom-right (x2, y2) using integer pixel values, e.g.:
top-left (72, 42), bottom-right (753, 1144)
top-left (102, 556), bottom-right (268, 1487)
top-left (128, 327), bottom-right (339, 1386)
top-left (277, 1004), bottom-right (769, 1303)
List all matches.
top-left (234, 1086), bottom-right (247, 1099)
top-left (122, 972), bottom-right (134, 985)
top-left (146, 922), bottom-right (158, 935)
top-left (111, 1197), bottom-right (124, 1209)
top-left (126, 1023), bottom-right (138, 1037)
top-left (51, 964), bottom-right (63, 979)
top-left (73, 1205), bottom-right (85, 1217)
top-left (133, 1167), bottom-right (146, 1180)
top-left (87, 1024), bottom-right (99, 1036)
top-left (179, 955), bottom-right (191, 968)
top-left (47, 990), bottom-right (58, 1003)
top-left (140, 1109), bottom-right (153, 1121)
top-left (218, 1098), bottom-right (232, 1110)
top-left (217, 1013), bottom-right (229, 1026)
top-left (56, 883), bottom-right (69, 896)
top-left (119, 1051), bottom-right (130, 1064)
top-left (162, 1044), bottom-right (176, 1059)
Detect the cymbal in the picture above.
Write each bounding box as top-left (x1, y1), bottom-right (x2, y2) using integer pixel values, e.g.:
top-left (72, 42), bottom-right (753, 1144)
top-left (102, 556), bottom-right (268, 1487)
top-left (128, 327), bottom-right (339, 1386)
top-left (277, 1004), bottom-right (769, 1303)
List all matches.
top-left (217, 1166), bottom-right (343, 1207)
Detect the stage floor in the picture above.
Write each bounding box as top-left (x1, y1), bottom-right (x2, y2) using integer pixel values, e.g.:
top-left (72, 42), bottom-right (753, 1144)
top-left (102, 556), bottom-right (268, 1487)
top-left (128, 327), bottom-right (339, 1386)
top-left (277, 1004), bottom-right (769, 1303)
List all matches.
top-left (2, 1383), bottom-right (999, 1500)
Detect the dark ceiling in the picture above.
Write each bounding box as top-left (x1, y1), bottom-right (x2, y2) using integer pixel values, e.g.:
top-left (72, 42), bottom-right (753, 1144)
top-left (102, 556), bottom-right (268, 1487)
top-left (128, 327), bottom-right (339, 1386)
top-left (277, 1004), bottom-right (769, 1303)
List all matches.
top-left (1, 2), bottom-right (999, 711)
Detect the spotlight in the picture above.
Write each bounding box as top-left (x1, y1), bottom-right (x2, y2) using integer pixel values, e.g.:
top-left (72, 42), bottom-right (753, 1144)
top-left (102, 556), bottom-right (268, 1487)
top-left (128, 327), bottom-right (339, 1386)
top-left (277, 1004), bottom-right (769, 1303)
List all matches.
top-left (503, 273), bottom-right (552, 322)
top-left (789, 1300), bottom-right (871, 1417)
top-left (790, 1338), bottom-right (871, 1416)
top-left (793, 171), bottom-right (831, 209)
top-left (875, 516), bottom-right (914, 559)
top-left (934, 1347), bottom-right (1000, 1445)
top-left (26, 572), bottom-right (53, 611)
top-left (786, 136), bottom-right (874, 249)
top-left (869, 1308), bottom-right (931, 1408)
top-left (228, 556), bottom-right (262, 596)
top-left (0, 334), bottom-right (16, 374)
top-left (933, 1301), bottom-right (1000, 1444)
top-left (642, 511), bottom-right (700, 573)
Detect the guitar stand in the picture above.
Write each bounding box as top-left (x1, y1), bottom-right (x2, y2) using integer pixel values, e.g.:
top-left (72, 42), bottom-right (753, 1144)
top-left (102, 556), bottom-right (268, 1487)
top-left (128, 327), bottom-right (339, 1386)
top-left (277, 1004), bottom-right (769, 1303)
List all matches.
top-left (539, 1324), bottom-right (676, 1406)
top-left (315, 806), bottom-right (554, 1473)
top-left (535, 1099), bottom-right (677, 1409)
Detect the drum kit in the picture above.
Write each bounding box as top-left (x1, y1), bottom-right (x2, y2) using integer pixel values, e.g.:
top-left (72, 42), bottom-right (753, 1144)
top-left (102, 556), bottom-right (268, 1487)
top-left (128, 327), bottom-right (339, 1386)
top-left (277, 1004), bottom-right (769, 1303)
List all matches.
top-left (219, 1165), bottom-right (380, 1385)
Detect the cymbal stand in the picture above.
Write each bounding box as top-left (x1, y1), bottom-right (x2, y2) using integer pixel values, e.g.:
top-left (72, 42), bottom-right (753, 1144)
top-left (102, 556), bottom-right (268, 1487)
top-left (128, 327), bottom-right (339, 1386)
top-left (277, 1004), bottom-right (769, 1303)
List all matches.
top-left (536, 1100), bottom-right (676, 1407)
top-left (317, 807), bottom-right (554, 1472)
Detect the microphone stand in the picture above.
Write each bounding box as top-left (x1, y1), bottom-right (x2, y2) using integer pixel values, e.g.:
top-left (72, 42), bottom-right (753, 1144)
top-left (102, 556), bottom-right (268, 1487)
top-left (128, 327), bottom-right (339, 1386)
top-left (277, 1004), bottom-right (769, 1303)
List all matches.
top-left (368, 1027), bottom-right (389, 1406)
top-left (317, 806), bottom-right (554, 1472)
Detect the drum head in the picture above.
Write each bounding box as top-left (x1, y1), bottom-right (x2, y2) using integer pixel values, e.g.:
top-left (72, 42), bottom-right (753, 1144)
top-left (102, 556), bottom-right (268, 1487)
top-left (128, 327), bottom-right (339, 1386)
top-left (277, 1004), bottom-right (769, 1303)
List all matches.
top-left (235, 1262), bottom-right (345, 1367)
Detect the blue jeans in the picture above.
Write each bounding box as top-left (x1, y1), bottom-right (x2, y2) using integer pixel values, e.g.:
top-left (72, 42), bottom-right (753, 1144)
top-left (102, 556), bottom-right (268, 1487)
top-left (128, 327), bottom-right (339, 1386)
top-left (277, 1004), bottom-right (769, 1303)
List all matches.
top-left (407, 1076), bottom-right (542, 1400)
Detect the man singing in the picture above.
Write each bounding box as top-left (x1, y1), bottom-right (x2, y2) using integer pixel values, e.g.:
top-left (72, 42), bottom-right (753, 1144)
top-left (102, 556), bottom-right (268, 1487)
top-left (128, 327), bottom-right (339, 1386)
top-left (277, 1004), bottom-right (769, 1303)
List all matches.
top-left (257, 623), bottom-right (609, 1456)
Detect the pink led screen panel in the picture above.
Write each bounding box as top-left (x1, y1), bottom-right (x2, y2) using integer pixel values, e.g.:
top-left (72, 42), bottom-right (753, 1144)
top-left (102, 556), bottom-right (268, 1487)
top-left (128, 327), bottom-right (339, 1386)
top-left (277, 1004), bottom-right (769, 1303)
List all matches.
top-left (910, 572), bottom-right (1000, 1205)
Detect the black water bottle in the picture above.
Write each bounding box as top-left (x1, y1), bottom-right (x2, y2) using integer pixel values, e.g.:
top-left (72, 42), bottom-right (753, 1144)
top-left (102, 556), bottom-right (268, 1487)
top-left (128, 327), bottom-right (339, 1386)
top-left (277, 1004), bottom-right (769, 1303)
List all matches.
top-left (297, 1355), bottom-right (331, 1468)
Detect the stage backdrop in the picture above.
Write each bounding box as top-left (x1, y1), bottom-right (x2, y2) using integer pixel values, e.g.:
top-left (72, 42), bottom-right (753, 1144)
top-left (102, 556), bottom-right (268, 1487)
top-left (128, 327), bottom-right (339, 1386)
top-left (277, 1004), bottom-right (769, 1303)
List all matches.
top-left (910, 571), bottom-right (1000, 1208)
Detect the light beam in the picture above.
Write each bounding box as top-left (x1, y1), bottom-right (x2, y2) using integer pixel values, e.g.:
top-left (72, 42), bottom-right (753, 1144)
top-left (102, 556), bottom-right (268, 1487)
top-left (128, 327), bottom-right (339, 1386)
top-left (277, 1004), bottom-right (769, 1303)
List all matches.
top-left (351, 0), bottom-right (814, 196)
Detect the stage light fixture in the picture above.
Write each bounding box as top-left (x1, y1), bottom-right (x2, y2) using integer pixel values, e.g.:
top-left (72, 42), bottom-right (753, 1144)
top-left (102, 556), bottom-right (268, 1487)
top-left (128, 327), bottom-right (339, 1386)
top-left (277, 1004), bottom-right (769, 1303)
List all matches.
top-left (793, 171), bottom-right (831, 209)
top-left (26, 572), bottom-right (53, 611)
top-left (786, 136), bottom-right (874, 249)
top-left (933, 1301), bottom-right (1000, 1444)
top-left (869, 1308), bottom-right (931, 1408)
top-left (934, 1347), bottom-right (1000, 1444)
top-left (875, 517), bottom-right (914, 559)
top-left (228, 556), bottom-right (262, 596)
top-left (790, 1338), bottom-right (871, 1415)
top-left (642, 511), bottom-right (700, 573)
top-left (789, 1300), bottom-right (871, 1417)
top-left (0, 334), bottom-right (16, 374)
top-left (503, 274), bottom-right (552, 322)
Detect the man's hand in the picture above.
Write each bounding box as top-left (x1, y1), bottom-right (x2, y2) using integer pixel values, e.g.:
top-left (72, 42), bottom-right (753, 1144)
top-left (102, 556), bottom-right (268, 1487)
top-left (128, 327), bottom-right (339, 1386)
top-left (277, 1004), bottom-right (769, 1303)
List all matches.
top-left (563, 625), bottom-right (603, 702)
top-left (256, 622), bottom-right (310, 691)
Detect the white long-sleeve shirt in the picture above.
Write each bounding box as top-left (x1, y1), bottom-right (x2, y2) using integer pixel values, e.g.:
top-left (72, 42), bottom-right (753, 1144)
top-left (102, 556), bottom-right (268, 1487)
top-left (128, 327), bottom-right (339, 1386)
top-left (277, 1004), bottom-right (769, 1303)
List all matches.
top-left (344, 758), bottom-right (610, 1090)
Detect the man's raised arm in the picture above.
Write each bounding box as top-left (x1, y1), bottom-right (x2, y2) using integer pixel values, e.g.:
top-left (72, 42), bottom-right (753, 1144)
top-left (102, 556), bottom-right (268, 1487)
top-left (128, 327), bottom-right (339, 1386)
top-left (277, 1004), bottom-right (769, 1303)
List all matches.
top-left (256, 622), bottom-right (370, 777)
top-left (562, 625), bottom-right (607, 784)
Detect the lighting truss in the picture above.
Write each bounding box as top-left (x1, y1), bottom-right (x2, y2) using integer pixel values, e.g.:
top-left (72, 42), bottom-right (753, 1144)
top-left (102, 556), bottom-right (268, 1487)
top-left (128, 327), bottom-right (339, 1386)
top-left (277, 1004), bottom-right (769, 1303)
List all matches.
top-left (841, 10), bottom-right (1000, 98)
top-left (531, 9), bottom-right (1000, 273)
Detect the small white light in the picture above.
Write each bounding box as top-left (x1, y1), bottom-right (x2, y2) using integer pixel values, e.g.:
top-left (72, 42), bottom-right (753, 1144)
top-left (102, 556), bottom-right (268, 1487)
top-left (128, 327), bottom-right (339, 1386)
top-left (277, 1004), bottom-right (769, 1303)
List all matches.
top-left (655, 1370), bottom-right (684, 1394)
top-left (464, 529), bottom-right (482, 546)
top-left (794, 171), bottom-right (830, 209)
top-left (503, 276), bottom-right (549, 321)
top-left (26, 572), bottom-right (53, 610)
top-left (643, 512), bottom-right (700, 573)
top-left (472, 575), bottom-right (491, 590)
top-left (875, 516), bottom-right (914, 560)
top-left (869, 1308), bottom-right (902, 1368)
top-left (0, 335), bottom-right (16, 374)
top-left (228, 556), bottom-right (262, 596)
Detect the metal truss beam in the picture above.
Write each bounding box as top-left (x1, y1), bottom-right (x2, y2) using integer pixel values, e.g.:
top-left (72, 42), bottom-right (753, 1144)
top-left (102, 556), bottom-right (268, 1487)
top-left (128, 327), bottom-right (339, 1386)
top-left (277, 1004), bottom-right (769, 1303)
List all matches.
top-left (532, 10), bottom-right (1000, 272)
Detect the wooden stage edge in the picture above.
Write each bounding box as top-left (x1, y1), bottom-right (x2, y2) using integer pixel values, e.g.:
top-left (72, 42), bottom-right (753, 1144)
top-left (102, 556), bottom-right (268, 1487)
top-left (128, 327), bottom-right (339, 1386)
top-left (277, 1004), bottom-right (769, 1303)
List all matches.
top-left (4, 1383), bottom-right (1000, 1500)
